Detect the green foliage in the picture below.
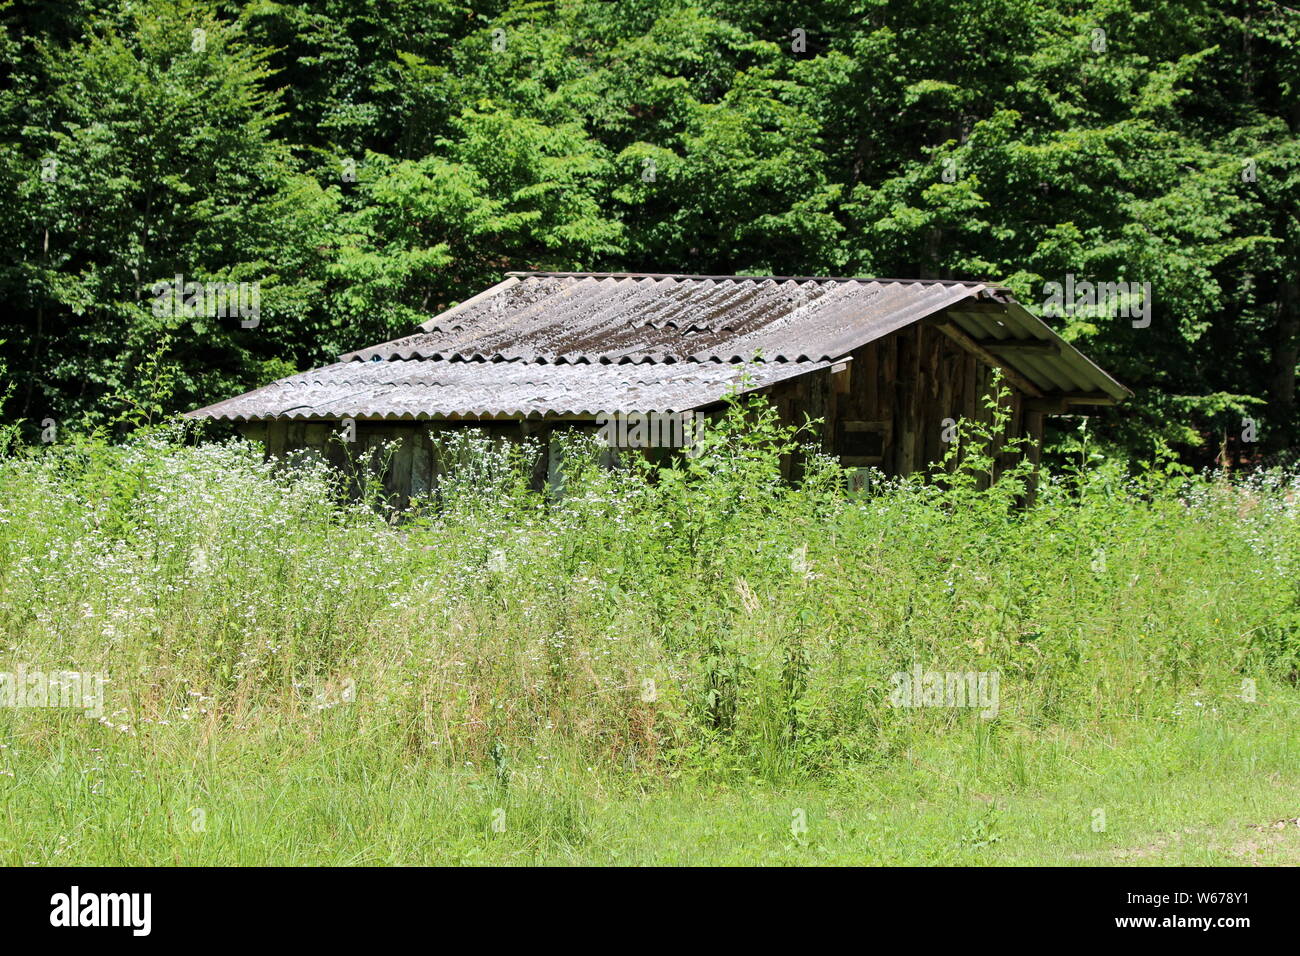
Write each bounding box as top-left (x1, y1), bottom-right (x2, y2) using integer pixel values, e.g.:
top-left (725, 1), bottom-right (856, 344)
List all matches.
top-left (1, 0), bottom-right (338, 423)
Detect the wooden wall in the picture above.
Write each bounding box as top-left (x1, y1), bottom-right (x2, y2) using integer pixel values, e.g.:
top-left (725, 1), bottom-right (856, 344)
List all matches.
top-left (238, 419), bottom-right (565, 510)
top-left (763, 319), bottom-right (1041, 484)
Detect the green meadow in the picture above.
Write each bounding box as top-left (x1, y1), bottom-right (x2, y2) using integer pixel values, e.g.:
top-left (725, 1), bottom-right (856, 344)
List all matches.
top-left (1, 402), bottom-right (1298, 865)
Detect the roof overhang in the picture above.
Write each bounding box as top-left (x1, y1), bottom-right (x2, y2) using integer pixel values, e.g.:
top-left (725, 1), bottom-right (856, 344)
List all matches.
top-left (928, 301), bottom-right (1130, 409)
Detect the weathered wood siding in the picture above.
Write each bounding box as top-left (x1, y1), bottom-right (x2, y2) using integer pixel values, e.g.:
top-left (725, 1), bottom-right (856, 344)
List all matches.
top-left (764, 318), bottom-right (1031, 483)
top-left (237, 419), bottom-right (561, 509)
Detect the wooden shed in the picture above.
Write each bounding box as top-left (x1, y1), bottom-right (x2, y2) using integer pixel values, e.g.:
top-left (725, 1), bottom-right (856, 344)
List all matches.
top-left (187, 272), bottom-right (1130, 504)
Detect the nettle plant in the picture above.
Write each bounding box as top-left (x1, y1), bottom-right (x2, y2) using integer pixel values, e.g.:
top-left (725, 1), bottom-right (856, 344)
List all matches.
top-left (652, 390), bottom-right (812, 570)
top-left (929, 373), bottom-right (1036, 513)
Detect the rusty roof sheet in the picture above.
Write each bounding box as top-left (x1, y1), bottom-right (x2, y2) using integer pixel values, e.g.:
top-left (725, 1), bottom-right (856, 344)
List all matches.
top-left (186, 356), bottom-right (835, 422)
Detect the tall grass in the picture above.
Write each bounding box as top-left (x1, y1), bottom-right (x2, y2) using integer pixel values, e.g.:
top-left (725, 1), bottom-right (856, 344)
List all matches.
top-left (2, 398), bottom-right (1297, 771)
top-left (0, 397), bottom-right (1298, 862)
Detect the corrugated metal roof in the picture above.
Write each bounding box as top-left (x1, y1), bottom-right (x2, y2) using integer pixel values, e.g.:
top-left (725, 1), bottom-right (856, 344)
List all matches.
top-left (187, 272), bottom-right (1129, 423)
top-left (342, 274), bottom-right (1008, 364)
top-left (186, 356), bottom-right (835, 422)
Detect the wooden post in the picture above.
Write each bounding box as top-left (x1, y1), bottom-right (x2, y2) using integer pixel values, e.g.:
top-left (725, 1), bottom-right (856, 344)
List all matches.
top-left (1025, 410), bottom-right (1044, 505)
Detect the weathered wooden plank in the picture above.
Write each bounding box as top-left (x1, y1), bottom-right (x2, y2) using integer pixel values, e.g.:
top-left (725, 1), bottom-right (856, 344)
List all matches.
top-left (911, 326), bottom-right (925, 473)
top-left (925, 326), bottom-right (946, 469)
top-left (831, 360), bottom-right (851, 395)
top-left (806, 368), bottom-right (828, 450)
top-left (390, 429), bottom-right (415, 506)
top-left (266, 420), bottom-right (287, 458)
top-left (410, 427), bottom-right (434, 499)
top-left (238, 422), bottom-right (268, 447)
top-left (929, 320), bottom-right (1044, 398)
top-left (1025, 410), bottom-right (1045, 505)
top-left (938, 337), bottom-right (956, 470)
top-left (895, 327), bottom-right (918, 475)
top-left (863, 341), bottom-right (879, 416)
top-left (1024, 392), bottom-right (1118, 412)
top-left (962, 353), bottom-right (977, 422)
top-left (975, 339), bottom-right (1061, 355)
top-left (303, 422), bottom-right (328, 453)
top-left (289, 420), bottom-right (308, 449)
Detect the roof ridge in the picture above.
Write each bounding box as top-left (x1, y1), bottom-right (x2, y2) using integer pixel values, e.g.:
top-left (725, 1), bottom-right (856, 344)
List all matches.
top-left (342, 355), bottom-right (802, 365)
top-left (505, 271), bottom-right (1006, 288)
